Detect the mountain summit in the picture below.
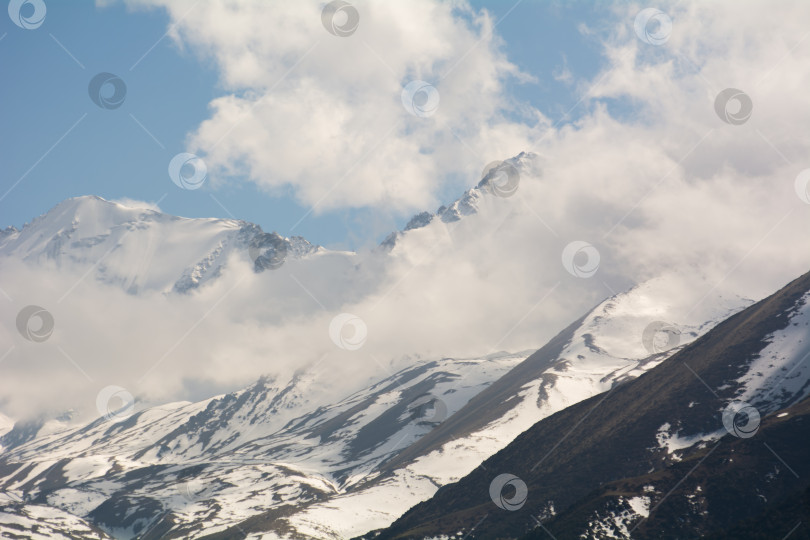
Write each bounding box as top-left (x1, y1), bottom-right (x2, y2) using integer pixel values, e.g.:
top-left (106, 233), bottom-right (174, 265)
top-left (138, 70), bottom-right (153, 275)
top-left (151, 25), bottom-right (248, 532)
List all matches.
top-left (0, 195), bottom-right (318, 294)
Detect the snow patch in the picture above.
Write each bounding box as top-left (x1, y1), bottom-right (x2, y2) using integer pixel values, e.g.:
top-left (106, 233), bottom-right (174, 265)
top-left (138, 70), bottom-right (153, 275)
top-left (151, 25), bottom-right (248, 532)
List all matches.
top-left (583, 496), bottom-right (650, 539)
top-left (627, 496), bottom-right (650, 518)
top-left (656, 423), bottom-right (724, 454)
top-left (735, 291), bottom-right (810, 412)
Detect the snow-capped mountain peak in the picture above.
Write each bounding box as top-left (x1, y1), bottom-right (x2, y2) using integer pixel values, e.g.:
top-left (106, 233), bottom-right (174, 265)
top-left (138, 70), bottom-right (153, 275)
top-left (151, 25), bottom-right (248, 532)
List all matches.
top-left (0, 195), bottom-right (319, 294)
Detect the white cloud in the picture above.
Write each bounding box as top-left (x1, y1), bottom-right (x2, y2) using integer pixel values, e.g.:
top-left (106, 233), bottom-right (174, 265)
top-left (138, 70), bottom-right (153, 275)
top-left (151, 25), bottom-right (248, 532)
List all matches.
top-left (135, 0), bottom-right (810, 336)
top-left (109, 197), bottom-right (162, 212)
top-left (552, 54), bottom-right (574, 85)
top-left (124, 0), bottom-right (545, 218)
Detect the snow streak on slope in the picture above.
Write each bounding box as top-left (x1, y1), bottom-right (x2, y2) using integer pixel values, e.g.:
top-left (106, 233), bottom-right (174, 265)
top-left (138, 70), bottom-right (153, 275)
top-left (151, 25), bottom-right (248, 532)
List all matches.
top-left (735, 291), bottom-right (810, 412)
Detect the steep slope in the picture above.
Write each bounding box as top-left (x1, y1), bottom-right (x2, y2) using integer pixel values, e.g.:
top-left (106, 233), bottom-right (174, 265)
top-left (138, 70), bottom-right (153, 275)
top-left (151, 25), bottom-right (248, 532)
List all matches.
top-left (203, 276), bottom-right (748, 539)
top-left (374, 269), bottom-right (810, 539)
top-left (531, 395), bottom-right (810, 539)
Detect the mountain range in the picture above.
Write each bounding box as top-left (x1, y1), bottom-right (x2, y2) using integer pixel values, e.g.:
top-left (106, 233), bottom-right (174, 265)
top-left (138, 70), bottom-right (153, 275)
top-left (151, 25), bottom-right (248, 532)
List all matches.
top-left (1, 155), bottom-right (807, 538)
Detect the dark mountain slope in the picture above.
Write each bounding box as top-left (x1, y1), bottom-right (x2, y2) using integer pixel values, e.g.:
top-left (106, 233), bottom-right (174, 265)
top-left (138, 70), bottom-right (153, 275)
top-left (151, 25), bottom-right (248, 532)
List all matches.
top-left (529, 394), bottom-right (810, 539)
top-left (372, 269), bottom-right (810, 539)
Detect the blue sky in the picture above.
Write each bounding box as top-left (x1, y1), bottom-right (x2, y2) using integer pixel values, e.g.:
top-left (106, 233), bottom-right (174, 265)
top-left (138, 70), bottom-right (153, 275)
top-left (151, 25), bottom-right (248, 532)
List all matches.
top-left (0, 0), bottom-right (609, 249)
